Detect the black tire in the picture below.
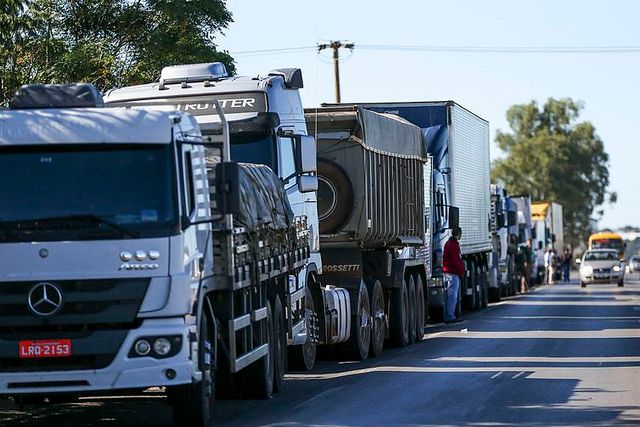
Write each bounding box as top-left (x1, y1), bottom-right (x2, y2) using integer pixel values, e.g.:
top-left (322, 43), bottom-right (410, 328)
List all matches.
top-left (238, 300), bottom-right (274, 399)
top-left (390, 278), bottom-right (410, 347)
top-left (340, 282), bottom-right (371, 360)
top-left (618, 280), bottom-right (624, 287)
top-left (481, 267), bottom-right (489, 308)
top-left (317, 159), bottom-right (354, 234)
top-left (407, 277), bottom-right (417, 345)
top-left (368, 280), bottom-right (385, 357)
top-left (272, 295), bottom-right (287, 393)
top-left (464, 261), bottom-right (476, 311)
top-left (414, 275), bottom-right (425, 343)
top-left (489, 287), bottom-right (501, 303)
top-left (288, 287), bottom-right (317, 371)
top-left (581, 282), bottom-right (586, 288)
top-left (168, 313), bottom-right (215, 427)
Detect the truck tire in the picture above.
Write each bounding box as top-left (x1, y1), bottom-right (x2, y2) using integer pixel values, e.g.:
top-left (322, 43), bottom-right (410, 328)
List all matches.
top-left (340, 282), bottom-right (371, 360)
top-left (408, 277), bottom-right (417, 344)
top-left (481, 266), bottom-right (489, 308)
top-left (463, 261), bottom-right (476, 311)
top-left (168, 313), bottom-right (215, 427)
top-left (238, 300), bottom-right (274, 399)
top-left (390, 278), bottom-right (410, 347)
top-left (414, 275), bottom-right (425, 342)
top-left (367, 280), bottom-right (385, 358)
top-left (288, 287), bottom-right (317, 371)
top-left (272, 295), bottom-right (287, 392)
top-left (317, 159), bottom-right (354, 234)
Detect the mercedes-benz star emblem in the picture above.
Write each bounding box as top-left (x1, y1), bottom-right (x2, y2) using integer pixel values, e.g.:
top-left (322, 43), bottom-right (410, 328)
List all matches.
top-left (27, 282), bottom-right (64, 317)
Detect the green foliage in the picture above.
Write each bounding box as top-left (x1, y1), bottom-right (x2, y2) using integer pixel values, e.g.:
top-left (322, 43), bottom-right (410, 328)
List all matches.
top-left (0, 0), bottom-right (234, 105)
top-left (492, 98), bottom-right (615, 248)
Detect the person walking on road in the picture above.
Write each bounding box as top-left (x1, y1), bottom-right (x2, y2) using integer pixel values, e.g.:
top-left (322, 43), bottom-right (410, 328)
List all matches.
top-left (562, 248), bottom-right (572, 282)
top-left (443, 227), bottom-right (464, 324)
top-left (548, 249), bottom-right (556, 284)
top-left (516, 244), bottom-right (529, 293)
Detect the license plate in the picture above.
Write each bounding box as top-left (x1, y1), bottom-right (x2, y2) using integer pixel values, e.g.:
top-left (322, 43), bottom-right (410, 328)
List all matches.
top-left (19, 339), bottom-right (72, 358)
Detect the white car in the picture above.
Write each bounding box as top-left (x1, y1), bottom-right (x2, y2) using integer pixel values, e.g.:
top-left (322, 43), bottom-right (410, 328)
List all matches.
top-left (577, 249), bottom-right (624, 288)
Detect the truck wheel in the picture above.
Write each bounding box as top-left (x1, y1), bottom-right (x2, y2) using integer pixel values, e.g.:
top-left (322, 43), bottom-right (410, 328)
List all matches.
top-left (239, 300), bottom-right (274, 399)
top-left (407, 277), bottom-right (417, 344)
top-left (618, 280), bottom-right (624, 287)
top-left (414, 275), bottom-right (425, 343)
top-left (368, 280), bottom-right (385, 358)
top-left (341, 282), bottom-right (371, 360)
top-left (272, 295), bottom-right (287, 392)
top-left (288, 287), bottom-right (317, 371)
top-left (464, 261), bottom-right (476, 311)
top-left (168, 314), bottom-right (215, 427)
top-left (581, 282), bottom-right (586, 288)
top-left (317, 159), bottom-right (354, 234)
top-left (481, 267), bottom-right (489, 308)
top-left (390, 278), bottom-right (410, 347)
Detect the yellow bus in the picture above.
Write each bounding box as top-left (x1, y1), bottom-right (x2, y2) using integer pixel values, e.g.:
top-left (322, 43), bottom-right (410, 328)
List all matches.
top-left (588, 232), bottom-right (626, 259)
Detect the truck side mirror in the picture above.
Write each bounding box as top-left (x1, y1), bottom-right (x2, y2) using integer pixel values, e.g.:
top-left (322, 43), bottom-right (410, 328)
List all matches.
top-left (449, 206), bottom-right (460, 229)
top-left (507, 211), bottom-right (517, 227)
top-left (295, 135), bottom-right (317, 173)
top-left (552, 233), bottom-right (556, 243)
top-left (497, 213), bottom-right (506, 228)
top-left (215, 161), bottom-right (241, 215)
top-left (297, 175), bottom-right (318, 193)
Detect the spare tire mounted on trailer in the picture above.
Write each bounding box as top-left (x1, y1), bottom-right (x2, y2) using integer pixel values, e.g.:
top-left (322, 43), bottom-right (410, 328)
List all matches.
top-left (317, 159), bottom-right (354, 235)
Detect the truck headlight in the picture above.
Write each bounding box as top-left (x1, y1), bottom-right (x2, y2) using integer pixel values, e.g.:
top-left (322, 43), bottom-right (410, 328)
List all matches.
top-left (613, 265), bottom-right (621, 272)
top-left (153, 338), bottom-right (172, 356)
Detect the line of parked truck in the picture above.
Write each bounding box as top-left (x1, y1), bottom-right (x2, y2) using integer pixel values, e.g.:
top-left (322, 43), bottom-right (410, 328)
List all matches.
top-left (0, 62), bottom-right (562, 426)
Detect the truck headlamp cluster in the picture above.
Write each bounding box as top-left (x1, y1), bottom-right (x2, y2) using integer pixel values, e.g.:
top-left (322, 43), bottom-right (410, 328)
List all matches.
top-left (129, 335), bottom-right (182, 359)
top-left (120, 250), bottom-right (161, 262)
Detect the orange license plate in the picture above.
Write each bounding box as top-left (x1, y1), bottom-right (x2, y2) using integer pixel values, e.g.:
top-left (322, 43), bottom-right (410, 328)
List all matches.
top-left (19, 339), bottom-right (72, 358)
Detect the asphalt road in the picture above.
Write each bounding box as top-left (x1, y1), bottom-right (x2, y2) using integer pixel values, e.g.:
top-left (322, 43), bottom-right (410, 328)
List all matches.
top-left (2, 276), bottom-right (640, 426)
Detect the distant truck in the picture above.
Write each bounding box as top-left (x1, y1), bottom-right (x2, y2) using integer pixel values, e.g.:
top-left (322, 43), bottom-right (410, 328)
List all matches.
top-left (489, 185), bottom-right (518, 301)
top-left (341, 102), bottom-right (493, 317)
top-left (531, 202), bottom-right (564, 280)
top-left (511, 196), bottom-right (536, 284)
top-left (305, 105), bottom-right (432, 357)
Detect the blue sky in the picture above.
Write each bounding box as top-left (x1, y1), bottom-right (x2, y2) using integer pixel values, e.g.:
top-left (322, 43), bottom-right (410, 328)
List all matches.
top-left (219, 0), bottom-right (639, 229)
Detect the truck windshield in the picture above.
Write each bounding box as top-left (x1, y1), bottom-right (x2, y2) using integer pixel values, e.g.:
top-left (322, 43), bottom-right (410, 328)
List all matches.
top-left (0, 144), bottom-right (178, 242)
top-left (202, 129), bottom-right (276, 170)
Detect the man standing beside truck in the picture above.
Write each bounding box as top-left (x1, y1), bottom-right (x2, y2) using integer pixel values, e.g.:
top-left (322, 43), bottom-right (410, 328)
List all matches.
top-left (443, 227), bottom-right (464, 324)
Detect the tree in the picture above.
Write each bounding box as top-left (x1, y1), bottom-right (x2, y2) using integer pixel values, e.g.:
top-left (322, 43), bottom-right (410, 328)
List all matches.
top-left (492, 98), bottom-right (615, 248)
top-left (0, 0), bottom-right (234, 105)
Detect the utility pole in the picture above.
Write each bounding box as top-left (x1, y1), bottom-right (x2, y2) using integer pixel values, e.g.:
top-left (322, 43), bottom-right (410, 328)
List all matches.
top-left (318, 41), bottom-right (355, 103)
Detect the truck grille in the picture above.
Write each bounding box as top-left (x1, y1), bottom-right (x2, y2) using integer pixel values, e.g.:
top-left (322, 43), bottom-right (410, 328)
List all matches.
top-left (0, 279), bottom-right (148, 371)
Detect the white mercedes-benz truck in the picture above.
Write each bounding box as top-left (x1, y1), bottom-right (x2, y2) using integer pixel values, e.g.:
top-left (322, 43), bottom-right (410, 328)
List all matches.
top-left (0, 81), bottom-right (314, 426)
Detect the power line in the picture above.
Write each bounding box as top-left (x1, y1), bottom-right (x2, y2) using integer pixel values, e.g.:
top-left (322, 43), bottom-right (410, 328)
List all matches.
top-left (358, 44), bottom-right (640, 53)
top-left (230, 44), bottom-right (640, 57)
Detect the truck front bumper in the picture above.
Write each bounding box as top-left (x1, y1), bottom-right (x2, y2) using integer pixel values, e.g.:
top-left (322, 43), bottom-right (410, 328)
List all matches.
top-left (0, 320), bottom-right (196, 395)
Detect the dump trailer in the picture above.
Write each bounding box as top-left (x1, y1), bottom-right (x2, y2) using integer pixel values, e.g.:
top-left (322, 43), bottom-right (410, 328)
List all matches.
top-left (327, 102), bottom-right (492, 318)
top-left (305, 105), bottom-right (432, 358)
top-left (0, 77), bottom-right (312, 426)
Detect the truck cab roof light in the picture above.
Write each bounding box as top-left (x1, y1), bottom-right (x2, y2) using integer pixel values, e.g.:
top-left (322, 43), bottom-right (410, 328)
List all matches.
top-left (159, 62), bottom-right (228, 90)
top-left (9, 83), bottom-right (104, 109)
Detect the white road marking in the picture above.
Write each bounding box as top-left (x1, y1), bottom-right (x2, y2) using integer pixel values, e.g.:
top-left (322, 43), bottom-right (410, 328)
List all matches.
top-left (490, 371), bottom-right (503, 379)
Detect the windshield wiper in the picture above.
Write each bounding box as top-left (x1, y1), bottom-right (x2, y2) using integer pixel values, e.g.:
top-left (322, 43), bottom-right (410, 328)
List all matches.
top-left (16, 214), bottom-right (141, 239)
